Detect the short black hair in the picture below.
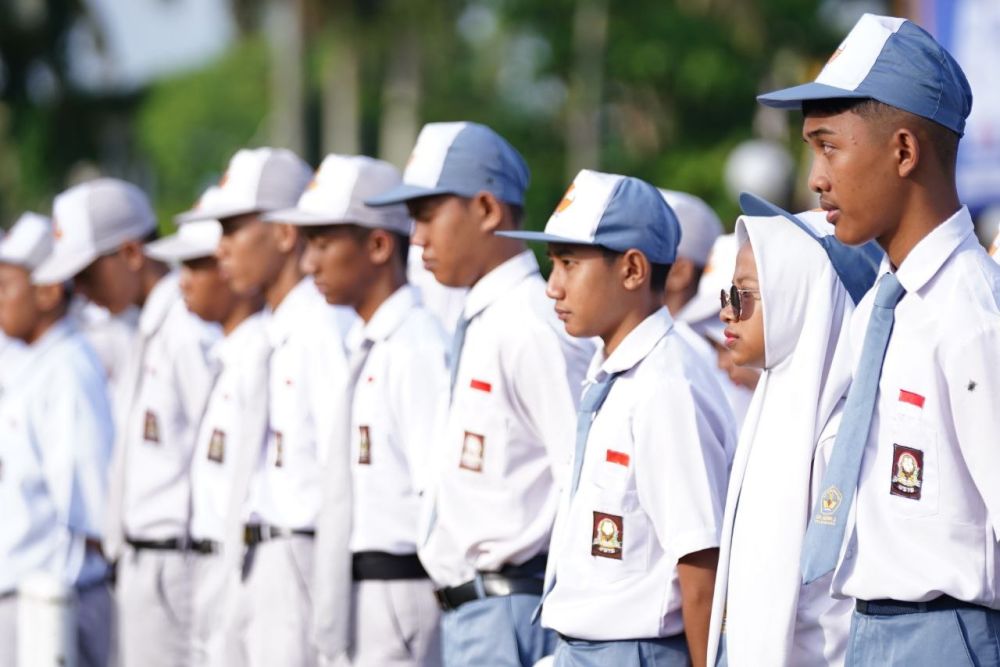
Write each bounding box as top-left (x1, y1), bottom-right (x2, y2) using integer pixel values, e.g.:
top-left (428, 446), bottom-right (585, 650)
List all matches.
top-left (301, 224), bottom-right (409, 269)
top-left (802, 97), bottom-right (959, 174)
top-left (600, 247), bottom-right (670, 294)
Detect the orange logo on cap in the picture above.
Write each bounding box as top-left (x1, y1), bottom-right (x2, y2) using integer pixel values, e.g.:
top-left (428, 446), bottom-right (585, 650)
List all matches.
top-left (826, 47), bottom-right (844, 66)
top-left (218, 171), bottom-right (230, 188)
top-left (555, 184), bottom-right (576, 214)
top-left (307, 177), bottom-right (320, 191)
top-left (52, 219), bottom-right (63, 240)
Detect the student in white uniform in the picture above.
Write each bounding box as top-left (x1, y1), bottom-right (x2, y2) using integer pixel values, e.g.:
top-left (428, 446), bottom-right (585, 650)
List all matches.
top-left (707, 195), bottom-right (880, 667)
top-left (145, 212), bottom-right (268, 666)
top-left (0, 212), bottom-right (114, 667)
top-left (268, 154), bottom-right (447, 667)
top-left (760, 14), bottom-right (1000, 664)
top-left (34, 178), bottom-right (221, 667)
top-left (179, 147), bottom-right (355, 667)
top-left (367, 122), bottom-right (593, 667)
top-left (499, 170), bottom-right (735, 667)
top-left (678, 233), bottom-right (759, 425)
top-left (0, 225), bottom-right (24, 379)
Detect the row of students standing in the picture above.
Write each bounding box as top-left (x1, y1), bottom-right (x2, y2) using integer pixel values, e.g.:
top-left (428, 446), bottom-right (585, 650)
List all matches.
top-left (2, 10), bottom-right (999, 667)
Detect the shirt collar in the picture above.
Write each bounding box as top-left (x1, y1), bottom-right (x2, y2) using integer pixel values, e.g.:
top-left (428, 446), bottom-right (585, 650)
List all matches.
top-left (587, 307), bottom-right (674, 382)
top-left (139, 272), bottom-right (181, 336)
top-left (462, 251), bottom-right (540, 321)
top-left (211, 310), bottom-right (265, 365)
top-left (886, 206), bottom-right (973, 293)
top-left (347, 284), bottom-right (419, 351)
top-left (26, 316), bottom-right (75, 359)
top-left (265, 278), bottom-right (315, 347)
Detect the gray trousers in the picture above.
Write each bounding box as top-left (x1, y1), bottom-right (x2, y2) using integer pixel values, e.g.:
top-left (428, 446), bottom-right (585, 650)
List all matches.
top-left (0, 583), bottom-right (112, 667)
top-left (227, 536), bottom-right (318, 667)
top-left (351, 579), bottom-right (442, 667)
top-left (191, 551), bottom-right (240, 667)
top-left (116, 547), bottom-right (193, 667)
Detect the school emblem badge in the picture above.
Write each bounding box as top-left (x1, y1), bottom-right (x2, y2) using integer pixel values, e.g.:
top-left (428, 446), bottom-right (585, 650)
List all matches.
top-left (815, 486), bottom-right (843, 525)
top-left (358, 425), bottom-right (372, 465)
top-left (592, 512), bottom-right (623, 559)
top-left (143, 410), bottom-right (160, 444)
top-left (459, 431), bottom-right (485, 473)
top-left (207, 429), bottom-right (225, 463)
top-left (890, 444), bottom-right (923, 500)
top-left (274, 431), bottom-right (285, 468)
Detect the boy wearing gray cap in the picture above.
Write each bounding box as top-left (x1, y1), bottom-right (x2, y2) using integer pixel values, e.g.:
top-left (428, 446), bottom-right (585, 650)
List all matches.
top-left (35, 178), bottom-right (220, 667)
top-left (762, 13), bottom-right (1000, 664)
top-left (0, 212), bottom-right (114, 667)
top-left (367, 122), bottom-right (593, 666)
top-left (180, 148), bottom-right (356, 667)
top-left (499, 170), bottom-right (734, 667)
top-left (269, 154), bottom-right (447, 667)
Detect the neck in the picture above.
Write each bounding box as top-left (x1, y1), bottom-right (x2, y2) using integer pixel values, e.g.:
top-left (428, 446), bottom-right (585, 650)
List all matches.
top-left (137, 259), bottom-right (170, 307)
top-left (473, 238), bottom-right (524, 286)
top-left (880, 180), bottom-right (962, 269)
top-left (221, 297), bottom-right (263, 336)
top-left (26, 312), bottom-right (63, 346)
top-left (356, 267), bottom-right (406, 324)
top-left (264, 255), bottom-right (304, 310)
top-left (601, 298), bottom-right (660, 358)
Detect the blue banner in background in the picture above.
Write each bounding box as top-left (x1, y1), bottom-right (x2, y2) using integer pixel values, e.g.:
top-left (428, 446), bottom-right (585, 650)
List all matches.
top-left (922, 0), bottom-right (1000, 215)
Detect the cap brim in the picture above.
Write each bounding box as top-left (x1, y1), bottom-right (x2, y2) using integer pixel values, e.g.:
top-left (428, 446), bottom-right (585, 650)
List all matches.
top-left (31, 248), bottom-right (97, 286)
top-left (175, 203), bottom-right (257, 224)
top-left (260, 208), bottom-right (353, 226)
top-left (757, 82), bottom-right (868, 109)
top-left (144, 236), bottom-right (216, 263)
top-left (495, 230), bottom-right (601, 246)
top-left (365, 184), bottom-right (454, 207)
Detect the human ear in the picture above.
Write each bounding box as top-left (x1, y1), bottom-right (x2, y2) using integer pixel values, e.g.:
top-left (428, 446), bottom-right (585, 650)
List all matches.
top-left (621, 249), bottom-right (650, 292)
top-left (474, 192), bottom-right (504, 234)
top-left (894, 128), bottom-right (920, 179)
top-left (367, 229), bottom-right (394, 266)
top-left (273, 223), bottom-right (301, 254)
top-left (120, 240), bottom-right (146, 272)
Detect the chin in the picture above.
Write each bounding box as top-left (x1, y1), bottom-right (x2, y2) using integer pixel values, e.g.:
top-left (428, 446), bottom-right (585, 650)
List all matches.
top-left (832, 218), bottom-right (877, 247)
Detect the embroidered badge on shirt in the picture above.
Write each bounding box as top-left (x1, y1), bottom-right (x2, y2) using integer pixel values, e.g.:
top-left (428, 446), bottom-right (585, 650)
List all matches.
top-left (274, 431), bottom-right (285, 468)
top-left (207, 429), bottom-right (226, 463)
top-left (459, 431), bottom-right (485, 472)
top-left (592, 512), bottom-right (623, 559)
top-left (358, 425), bottom-right (371, 465)
top-left (815, 486), bottom-right (843, 525)
top-left (143, 410), bottom-right (160, 444)
top-left (890, 444), bottom-right (923, 500)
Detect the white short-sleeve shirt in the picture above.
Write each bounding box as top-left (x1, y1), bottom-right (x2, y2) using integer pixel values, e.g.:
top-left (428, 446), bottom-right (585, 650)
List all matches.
top-left (348, 285), bottom-right (448, 554)
top-left (190, 313), bottom-right (269, 543)
top-left (832, 207), bottom-right (1000, 607)
top-left (541, 307), bottom-right (734, 640)
top-left (419, 251), bottom-right (595, 587)
top-left (246, 279), bottom-right (356, 529)
top-left (0, 320), bottom-right (114, 593)
top-left (121, 274), bottom-right (221, 541)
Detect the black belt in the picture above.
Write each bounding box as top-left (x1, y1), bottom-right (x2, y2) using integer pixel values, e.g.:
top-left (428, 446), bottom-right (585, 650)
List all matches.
top-left (434, 554), bottom-right (547, 612)
top-left (243, 524), bottom-right (315, 546)
top-left (856, 596), bottom-right (988, 616)
top-left (352, 552), bottom-right (429, 581)
top-left (190, 539), bottom-right (221, 555)
top-left (126, 536), bottom-right (190, 552)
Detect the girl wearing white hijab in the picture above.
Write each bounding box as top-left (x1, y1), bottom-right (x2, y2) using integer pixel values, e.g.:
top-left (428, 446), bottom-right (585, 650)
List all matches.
top-left (706, 196), bottom-right (880, 667)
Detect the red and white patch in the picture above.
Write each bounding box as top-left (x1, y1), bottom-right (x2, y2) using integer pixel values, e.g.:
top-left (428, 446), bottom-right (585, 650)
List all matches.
top-left (605, 450), bottom-right (630, 467)
top-left (591, 511), bottom-right (623, 559)
top-left (358, 425), bottom-right (372, 465)
top-left (459, 431), bottom-right (485, 473)
top-left (469, 379), bottom-right (492, 393)
top-left (889, 444), bottom-right (923, 500)
top-left (898, 389), bottom-right (925, 409)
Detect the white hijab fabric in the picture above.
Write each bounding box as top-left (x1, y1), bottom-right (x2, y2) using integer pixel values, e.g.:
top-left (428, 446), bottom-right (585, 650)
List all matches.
top-left (707, 213), bottom-right (855, 666)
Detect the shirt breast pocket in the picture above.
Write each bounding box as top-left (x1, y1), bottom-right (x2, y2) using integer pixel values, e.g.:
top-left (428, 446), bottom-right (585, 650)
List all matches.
top-left (885, 412), bottom-right (939, 518)
top-left (582, 468), bottom-right (649, 582)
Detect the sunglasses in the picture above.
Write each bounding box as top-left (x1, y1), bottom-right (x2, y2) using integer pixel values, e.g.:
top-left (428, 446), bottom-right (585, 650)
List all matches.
top-left (720, 285), bottom-right (760, 321)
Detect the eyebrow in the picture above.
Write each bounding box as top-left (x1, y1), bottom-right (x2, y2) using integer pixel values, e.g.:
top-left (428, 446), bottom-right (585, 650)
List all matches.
top-left (803, 127), bottom-right (836, 142)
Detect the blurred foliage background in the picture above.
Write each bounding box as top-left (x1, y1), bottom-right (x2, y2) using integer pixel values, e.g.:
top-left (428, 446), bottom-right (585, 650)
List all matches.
top-left (2, 0), bottom-right (909, 235)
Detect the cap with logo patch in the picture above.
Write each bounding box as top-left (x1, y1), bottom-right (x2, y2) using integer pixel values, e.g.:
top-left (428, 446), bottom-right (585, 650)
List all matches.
top-left (263, 154), bottom-right (411, 234)
top-left (365, 122), bottom-right (530, 207)
top-left (145, 221), bottom-right (222, 263)
top-left (176, 147), bottom-right (312, 223)
top-left (33, 179), bottom-right (157, 285)
top-left (739, 192), bottom-right (882, 305)
top-left (758, 14), bottom-right (972, 136)
top-left (0, 212), bottom-right (53, 276)
top-left (497, 169), bottom-right (681, 265)
top-left (660, 190), bottom-right (723, 267)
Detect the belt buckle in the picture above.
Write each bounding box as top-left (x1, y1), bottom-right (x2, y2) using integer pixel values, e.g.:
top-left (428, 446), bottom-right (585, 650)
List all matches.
top-left (434, 588), bottom-right (452, 611)
top-left (244, 525), bottom-right (262, 545)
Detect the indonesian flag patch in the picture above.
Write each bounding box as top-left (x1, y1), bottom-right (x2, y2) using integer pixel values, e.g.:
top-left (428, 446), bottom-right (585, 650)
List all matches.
top-left (591, 511), bottom-right (623, 560)
top-left (889, 444), bottom-right (923, 500)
